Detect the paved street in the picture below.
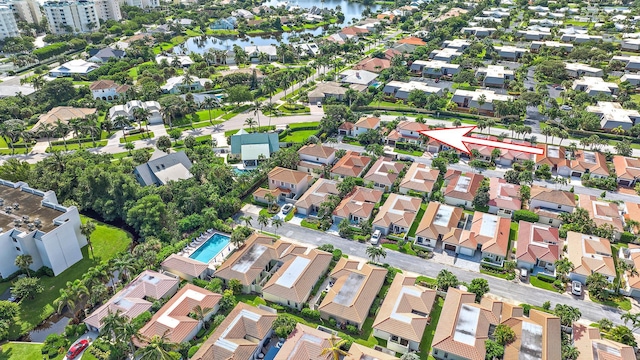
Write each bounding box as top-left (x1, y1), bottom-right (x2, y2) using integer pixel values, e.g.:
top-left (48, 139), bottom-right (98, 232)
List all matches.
top-left (238, 209), bottom-right (633, 329)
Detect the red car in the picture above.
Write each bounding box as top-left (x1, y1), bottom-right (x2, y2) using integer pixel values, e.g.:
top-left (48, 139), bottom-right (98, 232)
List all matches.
top-left (66, 339), bottom-right (89, 359)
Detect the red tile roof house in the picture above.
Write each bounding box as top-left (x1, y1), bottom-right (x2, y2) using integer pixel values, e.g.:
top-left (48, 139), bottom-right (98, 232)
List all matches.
top-left (572, 324), bottom-right (636, 360)
top-left (134, 284), bottom-right (221, 347)
top-left (566, 231), bottom-right (616, 285)
top-left (414, 202), bottom-right (463, 250)
top-left (294, 178), bottom-right (340, 216)
top-left (516, 221), bottom-right (562, 277)
top-left (613, 155), bottom-right (640, 187)
top-left (399, 162), bottom-right (440, 196)
top-left (559, 150), bottom-right (610, 179)
top-left (372, 273), bottom-right (436, 354)
top-left (465, 135), bottom-right (533, 167)
top-left (363, 158), bottom-right (406, 192)
top-left (274, 323), bottom-right (335, 359)
top-left (579, 194), bottom-right (624, 240)
top-left (253, 166), bottom-right (312, 204)
top-left (487, 177), bottom-right (521, 218)
top-left (442, 170), bottom-right (485, 209)
top-left (332, 186), bottom-right (383, 226)
top-left (372, 193), bottom-right (422, 236)
top-left (616, 243), bottom-right (640, 297)
top-left (352, 116), bottom-right (381, 137)
top-left (384, 120), bottom-right (429, 147)
top-left (624, 201), bottom-right (640, 234)
top-left (330, 151), bottom-right (373, 179)
top-left (353, 57), bottom-right (391, 73)
top-left (529, 186), bottom-right (576, 228)
top-left (443, 212), bottom-right (511, 265)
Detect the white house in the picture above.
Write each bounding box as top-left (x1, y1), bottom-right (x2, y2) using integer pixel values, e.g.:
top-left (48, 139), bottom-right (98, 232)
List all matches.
top-left (611, 55), bottom-right (640, 71)
top-left (382, 80), bottom-right (443, 100)
top-left (49, 59), bottom-right (99, 77)
top-left (572, 77), bottom-right (618, 96)
top-left (451, 89), bottom-right (514, 114)
top-left (410, 59), bottom-right (460, 77)
top-left (530, 41), bottom-right (573, 52)
top-left (476, 65), bottom-right (515, 88)
top-left (461, 26), bottom-right (496, 37)
top-left (89, 80), bottom-right (130, 101)
top-left (353, 116), bottom-right (380, 136)
top-left (108, 100), bottom-right (162, 124)
top-left (161, 75), bottom-right (211, 94)
top-left (494, 45), bottom-right (528, 60)
top-left (0, 179), bottom-right (86, 279)
top-left (565, 62), bottom-right (604, 77)
top-left (586, 101), bottom-right (640, 131)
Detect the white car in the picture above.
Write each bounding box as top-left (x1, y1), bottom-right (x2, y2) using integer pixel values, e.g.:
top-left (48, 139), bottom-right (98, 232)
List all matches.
top-left (370, 230), bottom-right (381, 245)
top-left (571, 281), bottom-right (582, 296)
top-left (317, 101), bottom-right (322, 107)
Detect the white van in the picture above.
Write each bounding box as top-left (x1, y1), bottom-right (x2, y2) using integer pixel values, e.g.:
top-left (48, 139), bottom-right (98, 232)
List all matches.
top-left (370, 230), bottom-right (381, 245)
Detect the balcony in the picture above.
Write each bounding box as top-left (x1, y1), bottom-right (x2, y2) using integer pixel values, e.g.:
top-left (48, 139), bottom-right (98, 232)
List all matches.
top-left (387, 336), bottom-right (410, 354)
top-left (481, 256), bottom-right (504, 268)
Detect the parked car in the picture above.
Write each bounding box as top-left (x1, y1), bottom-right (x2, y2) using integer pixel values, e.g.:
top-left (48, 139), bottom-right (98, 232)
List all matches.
top-left (282, 204), bottom-right (293, 215)
top-left (519, 268), bottom-right (528, 282)
top-left (571, 281), bottom-right (582, 296)
top-left (317, 101), bottom-right (322, 107)
top-left (370, 230), bottom-right (381, 245)
top-left (399, 156), bottom-right (415, 162)
top-left (67, 339), bottom-right (90, 359)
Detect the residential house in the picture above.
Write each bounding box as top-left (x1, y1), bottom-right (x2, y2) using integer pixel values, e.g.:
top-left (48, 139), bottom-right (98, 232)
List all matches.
top-left (529, 186), bottom-right (576, 227)
top-left (338, 69), bottom-right (379, 89)
top-left (448, 212), bottom-right (511, 262)
top-left (572, 324), bottom-right (636, 360)
top-left (534, 144), bottom-right (569, 173)
top-left (442, 170), bottom-right (485, 209)
top-left (621, 73), bottom-right (640, 86)
top-left (613, 155), bottom-right (640, 187)
top-left (133, 150), bottom-right (193, 186)
top-left (332, 186), bottom-right (383, 225)
top-left (330, 151), bottom-right (372, 179)
top-left (429, 47), bottom-right (464, 61)
top-left (385, 120), bottom-right (428, 147)
top-left (409, 59), bottom-right (460, 77)
top-left (572, 76), bottom-right (618, 96)
top-left (622, 38), bottom-right (640, 51)
top-left (231, 8), bottom-right (253, 18)
top-left (351, 116), bottom-right (380, 137)
top-left (560, 150), bottom-right (609, 178)
top-left (465, 136), bottom-right (533, 167)
top-left (397, 36), bottom-right (426, 46)
top-left (624, 202), bottom-right (640, 234)
top-left (31, 106), bottom-right (97, 133)
top-left (451, 89), bottom-right (514, 115)
top-left (566, 231), bottom-right (616, 284)
top-left (88, 47), bottom-right (126, 63)
top-left (210, 16), bottom-right (236, 30)
top-left (516, 221), bottom-right (562, 276)
top-left (253, 167), bottom-right (311, 203)
top-left (262, 248), bottom-right (332, 310)
top-left (487, 177), bottom-right (521, 218)
top-left (372, 273), bottom-right (436, 354)
top-left (618, 244), bottom-right (640, 296)
top-left (318, 258), bottom-right (387, 330)
top-left (382, 80), bottom-right (443, 100)
top-left (230, 129), bottom-right (280, 168)
top-left (414, 202), bottom-right (463, 249)
top-left (372, 193), bottom-right (422, 236)
top-left (579, 194), bottom-right (624, 239)
top-left (0, 180), bottom-right (87, 279)
top-left (476, 65), bottom-right (515, 88)
top-left (84, 270), bottom-right (179, 332)
top-left (517, 30), bottom-right (552, 41)
top-left (565, 62), bottom-right (604, 77)
top-left (108, 100), bottom-right (162, 124)
top-left (363, 158), bottom-right (406, 191)
top-left (297, 144), bottom-right (336, 175)
top-left (530, 40), bottom-right (573, 52)
top-left (49, 59), bottom-right (99, 77)
top-left (494, 45), bottom-right (528, 60)
top-left (612, 55), bottom-right (640, 71)
top-left (135, 284), bottom-right (221, 346)
top-left (502, 308), bottom-right (562, 360)
top-left (346, 344), bottom-right (399, 359)
top-left (561, 33), bottom-right (603, 43)
top-left (461, 26), bottom-right (497, 37)
top-left (161, 75), bottom-right (210, 94)
top-left (89, 80), bottom-right (130, 101)
top-left (161, 254), bottom-right (210, 281)
top-left (190, 302), bottom-right (277, 360)
top-left (155, 55), bottom-right (193, 67)
top-left (294, 179), bottom-right (340, 216)
top-left (245, 45), bottom-right (278, 62)
top-left (308, 81), bottom-right (348, 104)
top-left (398, 162), bottom-right (439, 196)
top-left (435, 7), bottom-right (468, 22)
top-left (586, 101), bottom-right (640, 131)
top-left (273, 324), bottom-right (336, 359)
top-left (353, 57), bottom-right (391, 73)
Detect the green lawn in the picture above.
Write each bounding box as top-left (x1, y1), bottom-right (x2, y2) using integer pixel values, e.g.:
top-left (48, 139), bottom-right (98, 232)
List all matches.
top-left (281, 129), bottom-right (318, 143)
top-left (418, 297), bottom-right (444, 359)
top-left (289, 122), bottom-right (319, 129)
top-left (394, 148), bottom-right (424, 156)
top-left (119, 132), bottom-right (154, 143)
top-left (236, 294), bottom-right (267, 307)
top-left (589, 294), bottom-right (632, 311)
top-left (46, 141), bottom-right (108, 152)
top-left (408, 204), bottom-right (427, 237)
top-left (481, 269), bottom-right (514, 280)
top-left (0, 342), bottom-right (63, 360)
top-left (529, 275), bottom-right (561, 293)
top-left (509, 222), bottom-right (519, 242)
top-left (8, 216), bottom-right (131, 338)
top-left (382, 242), bottom-right (417, 255)
top-left (368, 100), bottom-right (412, 109)
top-left (195, 109), bottom-right (225, 121)
top-left (301, 219), bottom-right (319, 230)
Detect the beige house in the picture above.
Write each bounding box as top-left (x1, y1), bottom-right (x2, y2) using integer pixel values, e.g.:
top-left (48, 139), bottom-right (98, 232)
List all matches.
top-left (618, 244), bottom-right (640, 297)
top-left (414, 202), bottom-right (463, 249)
top-left (516, 221), bottom-right (562, 276)
top-left (579, 194), bottom-right (624, 240)
top-left (297, 144), bottom-right (337, 176)
top-left (161, 254), bottom-right (210, 281)
top-left (191, 302), bottom-right (277, 360)
top-left (398, 162), bottom-right (440, 196)
top-left (529, 186), bottom-right (576, 227)
top-left (372, 273), bottom-right (436, 354)
top-left (613, 155), bottom-right (640, 187)
top-left (572, 324), bottom-right (635, 360)
top-left (31, 106), bottom-right (97, 132)
top-left (363, 158), bottom-right (406, 191)
top-left (318, 258), bottom-right (387, 329)
top-left (253, 166), bottom-right (312, 203)
top-left (443, 170), bottom-right (485, 209)
top-left (502, 309), bottom-right (562, 360)
top-left (332, 186), bottom-right (383, 225)
top-left (330, 151), bottom-right (373, 179)
top-left (262, 248), bottom-right (332, 310)
top-left (444, 212), bottom-right (511, 264)
top-left (294, 178), bottom-right (340, 216)
top-left (372, 193), bottom-right (422, 236)
top-left (352, 116), bottom-right (381, 136)
top-left (566, 231), bottom-right (616, 284)
top-left (274, 323), bottom-right (334, 359)
top-left (346, 343), bottom-right (399, 359)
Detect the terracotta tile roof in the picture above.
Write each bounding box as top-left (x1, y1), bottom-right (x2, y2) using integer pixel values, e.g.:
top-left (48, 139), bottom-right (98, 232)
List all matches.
top-left (372, 193), bottom-right (422, 229)
top-left (363, 158), bottom-right (406, 188)
top-left (613, 155), bottom-right (640, 181)
top-left (353, 57), bottom-right (391, 73)
top-left (372, 273), bottom-right (436, 343)
top-left (568, 150), bottom-right (609, 176)
top-left (331, 151), bottom-right (372, 178)
top-left (339, 122), bottom-right (355, 131)
top-left (136, 284), bottom-right (221, 345)
top-left (453, 212), bottom-right (510, 257)
top-left (516, 221), bottom-right (562, 265)
top-left (346, 343), bottom-right (398, 359)
top-left (579, 194), bottom-right (624, 232)
top-left (415, 202), bottom-right (463, 240)
top-left (318, 258), bottom-right (387, 326)
top-left (84, 270), bottom-right (178, 331)
top-left (295, 179), bottom-right (340, 211)
top-left (443, 170), bottom-right (485, 202)
top-left (341, 26), bottom-right (370, 35)
top-left (622, 244), bottom-right (640, 290)
top-left (89, 80), bottom-right (117, 90)
top-left (624, 202), bottom-right (640, 234)
top-left (502, 310), bottom-right (562, 360)
top-left (399, 162), bottom-right (440, 193)
top-left (268, 166), bottom-right (311, 185)
top-left (397, 120), bottom-right (429, 133)
top-left (161, 254), bottom-right (209, 278)
top-left (354, 116), bottom-right (380, 129)
top-left (397, 36), bottom-right (427, 46)
top-left (253, 187), bottom-right (285, 200)
top-left (566, 231), bottom-right (616, 278)
top-left (572, 324), bottom-right (636, 360)
top-left (273, 323), bottom-right (334, 360)
top-left (488, 177), bottom-right (522, 211)
top-left (191, 302), bottom-right (277, 360)
top-left (262, 249), bottom-right (332, 304)
top-left (333, 186), bottom-right (383, 220)
top-left (298, 144), bottom-right (336, 160)
top-left (530, 186), bottom-right (576, 207)
top-left (535, 144), bottom-right (569, 168)
top-left (432, 288), bottom-right (502, 360)
top-left (384, 48), bottom-right (402, 60)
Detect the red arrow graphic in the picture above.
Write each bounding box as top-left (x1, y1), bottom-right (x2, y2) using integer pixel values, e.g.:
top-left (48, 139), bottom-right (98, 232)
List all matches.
top-left (419, 126), bottom-right (544, 156)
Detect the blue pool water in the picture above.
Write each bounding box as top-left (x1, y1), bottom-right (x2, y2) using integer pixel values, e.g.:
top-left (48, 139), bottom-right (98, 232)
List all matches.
top-left (189, 233), bottom-right (231, 263)
top-left (233, 168), bottom-right (252, 175)
top-left (263, 345), bottom-right (281, 360)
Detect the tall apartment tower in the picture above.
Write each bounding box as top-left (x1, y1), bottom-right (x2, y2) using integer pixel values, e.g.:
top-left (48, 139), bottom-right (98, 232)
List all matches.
top-left (10, 0), bottom-right (42, 24)
top-left (0, 5), bottom-right (18, 39)
top-left (94, 0), bottom-right (120, 22)
top-left (43, 0), bottom-right (100, 34)
top-left (119, 0), bottom-right (158, 9)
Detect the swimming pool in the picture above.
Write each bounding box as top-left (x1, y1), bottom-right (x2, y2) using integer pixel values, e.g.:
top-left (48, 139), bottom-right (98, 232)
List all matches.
top-left (189, 233), bottom-right (231, 263)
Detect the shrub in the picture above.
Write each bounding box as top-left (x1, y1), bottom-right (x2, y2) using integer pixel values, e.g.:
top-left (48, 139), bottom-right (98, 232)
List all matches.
top-left (522, 304), bottom-right (531, 316)
top-left (553, 280), bottom-right (565, 291)
top-left (346, 324), bottom-right (358, 334)
top-left (188, 345), bottom-right (201, 358)
top-left (329, 318), bottom-right (337, 327)
top-left (619, 231), bottom-right (636, 244)
top-left (132, 311), bottom-right (152, 330)
top-left (42, 334), bottom-right (69, 358)
top-left (317, 244), bottom-right (334, 252)
top-left (513, 210), bottom-right (539, 223)
top-left (542, 301), bottom-right (551, 310)
top-left (35, 266), bottom-right (54, 277)
top-left (301, 308), bottom-right (321, 320)
top-left (331, 249), bottom-right (343, 261)
top-left (537, 274), bottom-right (556, 283)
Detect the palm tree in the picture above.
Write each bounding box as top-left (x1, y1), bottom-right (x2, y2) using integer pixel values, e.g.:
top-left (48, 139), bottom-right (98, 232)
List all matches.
top-left (554, 258), bottom-right (574, 282)
top-left (366, 245), bottom-right (387, 263)
top-left (192, 305), bottom-right (212, 330)
top-left (320, 334), bottom-right (348, 360)
top-left (80, 221), bottom-right (96, 258)
top-left (245, 117), bottom-right (257, 131)
top-left (239, 215), bottom-right (252, 227)
top-left (616, 259), bottom-right (638, 292)
top-left (69, 118), bottom-right (85, 149)
top-left (30, 75), bottom-right (44, 91)
top-left (53, 289), bottom-right (76, 315)
top-left (15, 254), bottom-right (33, 277)
top-left (253, 100), bottom-right (263, 129)
top-left (132, 107), bottom-right (151, 132)
top-left (257, 213), bottom-right (270, 231)
top-left (84, 114), bottom-right (100, 148)
top-left (67, 279), bottom-right (89, 309)
top-left (36, 123), bottom-right (55, 150)
top-left (113, 115), bottom-right (131, 141)
top-left (271, 217), bottom-right (283, 235)
top-left (134, 333), bottom-right (178, 360)
top-left (101, 309), bottom-right (126, 341)
top-left (53, 119), bottom-right (70, 151)
top-left (201, 97), bottom-right (220, 125)
top-left (112, 255), bottom-right (136, 283)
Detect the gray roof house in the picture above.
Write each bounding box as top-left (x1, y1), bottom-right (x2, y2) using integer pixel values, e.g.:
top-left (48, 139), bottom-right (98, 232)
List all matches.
top-left (230, 129), bottom-right (280, 167)
top-left (88, 47), bottom-right (126, 63)
top-left (134, 150), bottom-right (193, 186)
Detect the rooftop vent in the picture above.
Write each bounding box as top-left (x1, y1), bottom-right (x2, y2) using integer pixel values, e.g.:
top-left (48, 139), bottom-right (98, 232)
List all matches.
top-left (5, 206), bottom-right (12, 214)
top-left (13, 202), bottom-right (19, 209)
top-left (34, 218), bottom-right (42, 227)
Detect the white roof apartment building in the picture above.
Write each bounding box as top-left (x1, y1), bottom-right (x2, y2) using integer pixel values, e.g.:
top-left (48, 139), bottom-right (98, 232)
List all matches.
top-left (44, 0), bottom-right (101, 34)
top-left (586, 101), bottom-right (640, 130)
top-left (452, 89), bottom-right (514, 113)
top-left (475, 65), bottom-right (515, 88)
top-left (382, 80), bottom-right (443, 100)
top-left (612, 55), bottom-right (640, 71)
top-left (0, 179), bottom-right (87, 279)
top-left (565, 62), bottom-right (604, 78)
top-left (530, 41), bottom-right (573, 52)
top-left (0, 5), bottom-right (19, 39)
top-left (1, 0), bottom-right (43, 24)
top-left (494, 45), bottom-right (528, 60)
top-left (572, 76), bottom-right (619, 96)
